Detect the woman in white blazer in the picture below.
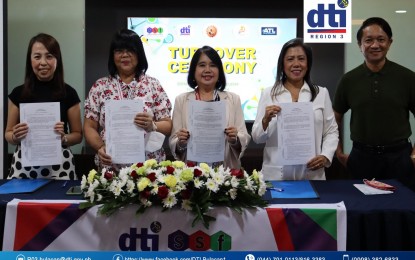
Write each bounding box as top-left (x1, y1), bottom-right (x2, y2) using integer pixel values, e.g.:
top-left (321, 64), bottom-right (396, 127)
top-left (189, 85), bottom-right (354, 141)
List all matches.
top-left (252, 38), bottom-right (338, 180)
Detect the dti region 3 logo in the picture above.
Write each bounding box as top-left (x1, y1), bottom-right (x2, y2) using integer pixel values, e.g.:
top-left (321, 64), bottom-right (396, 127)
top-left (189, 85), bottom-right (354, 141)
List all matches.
top-left (304, 0), bottom-right (352, 43)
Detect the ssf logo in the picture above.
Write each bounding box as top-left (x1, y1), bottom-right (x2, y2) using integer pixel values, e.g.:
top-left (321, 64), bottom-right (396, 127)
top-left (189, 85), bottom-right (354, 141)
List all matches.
top-left (303, 0), bottom-right (352, 43)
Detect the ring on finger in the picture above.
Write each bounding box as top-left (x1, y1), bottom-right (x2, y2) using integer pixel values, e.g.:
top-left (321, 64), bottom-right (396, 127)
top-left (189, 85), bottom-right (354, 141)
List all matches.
top-left (144, 122), bottom-right (147, 126)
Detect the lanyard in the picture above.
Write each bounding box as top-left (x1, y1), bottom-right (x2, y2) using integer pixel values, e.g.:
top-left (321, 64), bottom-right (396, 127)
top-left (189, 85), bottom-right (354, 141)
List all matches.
top-left (195, 88), bottom-right (219, 101)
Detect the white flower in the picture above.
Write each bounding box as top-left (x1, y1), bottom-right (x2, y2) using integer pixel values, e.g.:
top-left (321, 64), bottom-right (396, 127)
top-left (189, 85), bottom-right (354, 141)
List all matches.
top-left (140, 198), bottom-right (152, 207)
top-left (162, 193), bottom-right (178, 208)
top-left (258, 183), bottom-right (267, 196)
top-left (181, 200), bottom-right (192, 211)
top-left (151, 185), bottom-right (159, 195)
top-left (211, 172), bottom-right (225, 185)
top-left (109, 180), bottom-right (123, 197)
top-left (245, 177), bottom-right (254, 191)
top-left (99, 174), bottom-right (108, 185)
top-left (86, 186), bottom-right (96, 202)
top-left (206, 178), bottom-right (219, 192)
top-left (119, 167), bottom-right (130, 178)
top-left (193, 178), bottom-right (204, 188)
top-left (97, 194), bottom-right (103, 202)
top-left (229, 188), bottom-right (238, 200)
top-left (230, 176), bottom-right (239, 188)
top-left (81, 175), bottom-right (87, 189)
top-left (126, 180), bottom-right (136, 194)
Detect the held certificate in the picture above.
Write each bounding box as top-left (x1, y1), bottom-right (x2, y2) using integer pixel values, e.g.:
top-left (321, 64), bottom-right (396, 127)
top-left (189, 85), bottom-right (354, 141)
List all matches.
top-left (187, 100), bottom-right (226, 163)
top-left (20, 102), bottom-right (62, 167)
top-left (105, 99), bottom-right (145, 164)
top-left (276, 102), bottom-right (315, 165)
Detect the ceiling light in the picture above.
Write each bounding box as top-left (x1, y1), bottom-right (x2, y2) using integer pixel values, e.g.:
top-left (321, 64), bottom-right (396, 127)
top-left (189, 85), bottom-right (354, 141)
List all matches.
top-left (395, 10), bottom-right (407, 14)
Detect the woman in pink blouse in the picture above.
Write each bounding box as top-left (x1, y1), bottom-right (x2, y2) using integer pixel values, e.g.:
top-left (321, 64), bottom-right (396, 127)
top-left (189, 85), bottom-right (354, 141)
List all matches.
top-left (84, 29), bottom-right (172, 170)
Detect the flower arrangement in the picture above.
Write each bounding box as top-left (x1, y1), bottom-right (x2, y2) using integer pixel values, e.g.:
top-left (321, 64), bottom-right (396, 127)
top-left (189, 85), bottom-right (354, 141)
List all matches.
top-left (79, 159), bottom-right (268, 228)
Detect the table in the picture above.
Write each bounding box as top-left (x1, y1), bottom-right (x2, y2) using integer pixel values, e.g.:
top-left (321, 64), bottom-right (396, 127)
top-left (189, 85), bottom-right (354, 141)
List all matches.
top-left (0, 179), bottom-right (414, 250)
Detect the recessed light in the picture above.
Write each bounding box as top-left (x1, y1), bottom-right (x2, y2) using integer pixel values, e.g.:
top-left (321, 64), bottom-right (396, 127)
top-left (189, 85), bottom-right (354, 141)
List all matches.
top-left (395, 10), bottom-right (407, 14)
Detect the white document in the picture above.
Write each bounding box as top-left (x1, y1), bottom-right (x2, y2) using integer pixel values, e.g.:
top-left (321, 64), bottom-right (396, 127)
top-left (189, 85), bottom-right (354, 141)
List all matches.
top-left (276, 102), bottom-right (315, 165)
top-left (20, 102), bottom-right (62, 167)
top-left (353, 184), bottom-right (394, 195)
top-left (187, 100), bottom-right (226, 163)
top-left (105, 99), bottom-right (145, 164)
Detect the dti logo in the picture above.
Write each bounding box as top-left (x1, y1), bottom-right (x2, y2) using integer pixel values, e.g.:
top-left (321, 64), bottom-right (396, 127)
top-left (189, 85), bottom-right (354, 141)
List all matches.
top-left (119, 221), bottom-right (162, 251)
top-left (306, 1), bottom-right (349, 33)
top-left (180, 25), bottom-right (191, 36)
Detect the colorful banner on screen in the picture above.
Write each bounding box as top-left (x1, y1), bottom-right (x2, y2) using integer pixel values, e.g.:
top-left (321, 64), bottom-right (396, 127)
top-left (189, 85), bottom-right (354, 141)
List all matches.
top-left (128, 17), bottom-right (297, 120)
top-left (3, 199), bottom-right (346, 251)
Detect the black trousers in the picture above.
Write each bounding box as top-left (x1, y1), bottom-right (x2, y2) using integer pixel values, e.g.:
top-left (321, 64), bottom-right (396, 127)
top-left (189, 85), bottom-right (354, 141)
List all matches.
top-left (347, 142), bottom-right (415, 191)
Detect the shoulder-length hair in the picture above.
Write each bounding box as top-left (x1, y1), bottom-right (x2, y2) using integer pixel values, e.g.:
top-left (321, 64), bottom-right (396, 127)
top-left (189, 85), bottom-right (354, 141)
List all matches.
top-left (22, 33), bottom-right (65, 99)
top-left (108, 29), bottom-right (148, 78)
top-left (187, 45), bottom-right (226, 91)
top-left (271, 38), bottom-right (319, 101)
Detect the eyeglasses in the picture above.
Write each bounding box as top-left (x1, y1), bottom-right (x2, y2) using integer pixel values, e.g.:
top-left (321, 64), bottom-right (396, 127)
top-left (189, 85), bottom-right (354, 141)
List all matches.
top-left (114, 49), bottom-right (134, 55)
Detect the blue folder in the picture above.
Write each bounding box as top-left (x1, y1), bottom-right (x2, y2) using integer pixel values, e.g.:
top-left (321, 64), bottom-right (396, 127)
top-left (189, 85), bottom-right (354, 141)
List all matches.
top-left (0, 179), bottom-right (51, 194)
top-left (269, 180), bottom-right (319, 199)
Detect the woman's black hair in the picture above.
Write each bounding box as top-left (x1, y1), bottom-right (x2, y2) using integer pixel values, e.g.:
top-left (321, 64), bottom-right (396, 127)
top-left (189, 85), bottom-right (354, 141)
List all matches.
top-left (271, 38), bottom-right (319, 101)
top-left (187, 45), bottom-right (226, 91)
top-left (108, 29), bottom-right (148, 78)
top-left (22, 33), bottom-right (65, 99)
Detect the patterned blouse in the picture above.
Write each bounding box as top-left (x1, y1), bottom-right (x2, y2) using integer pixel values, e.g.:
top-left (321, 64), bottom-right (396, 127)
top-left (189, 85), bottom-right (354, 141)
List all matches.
top-left (84, 74), bottom-right (172, 169)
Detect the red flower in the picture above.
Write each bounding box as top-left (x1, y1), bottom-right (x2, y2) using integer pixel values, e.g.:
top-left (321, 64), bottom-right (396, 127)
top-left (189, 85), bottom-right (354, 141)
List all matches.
top-left (194, 168), bottom-right (202, 177)
top-left (104, 171), bottom-right (113, 180)
top-left (140, 190), bottom-right (151, 199)
top-left (158, 186), bottom-right (169, 199)
top-left (181, 189), bottom-right (192, 200)
top-left (147, 172), bottom-right (156, 182)
top-left (230, 169), bottom-right (244, 179)
top-left (135, 162), bottom-right (144, 168)
top-left (186, 161), bottom-right (196, 167)
top-left (166, 166), bottom-right (175, 174)
top-left (131, 170), bottom-right (138, 179)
